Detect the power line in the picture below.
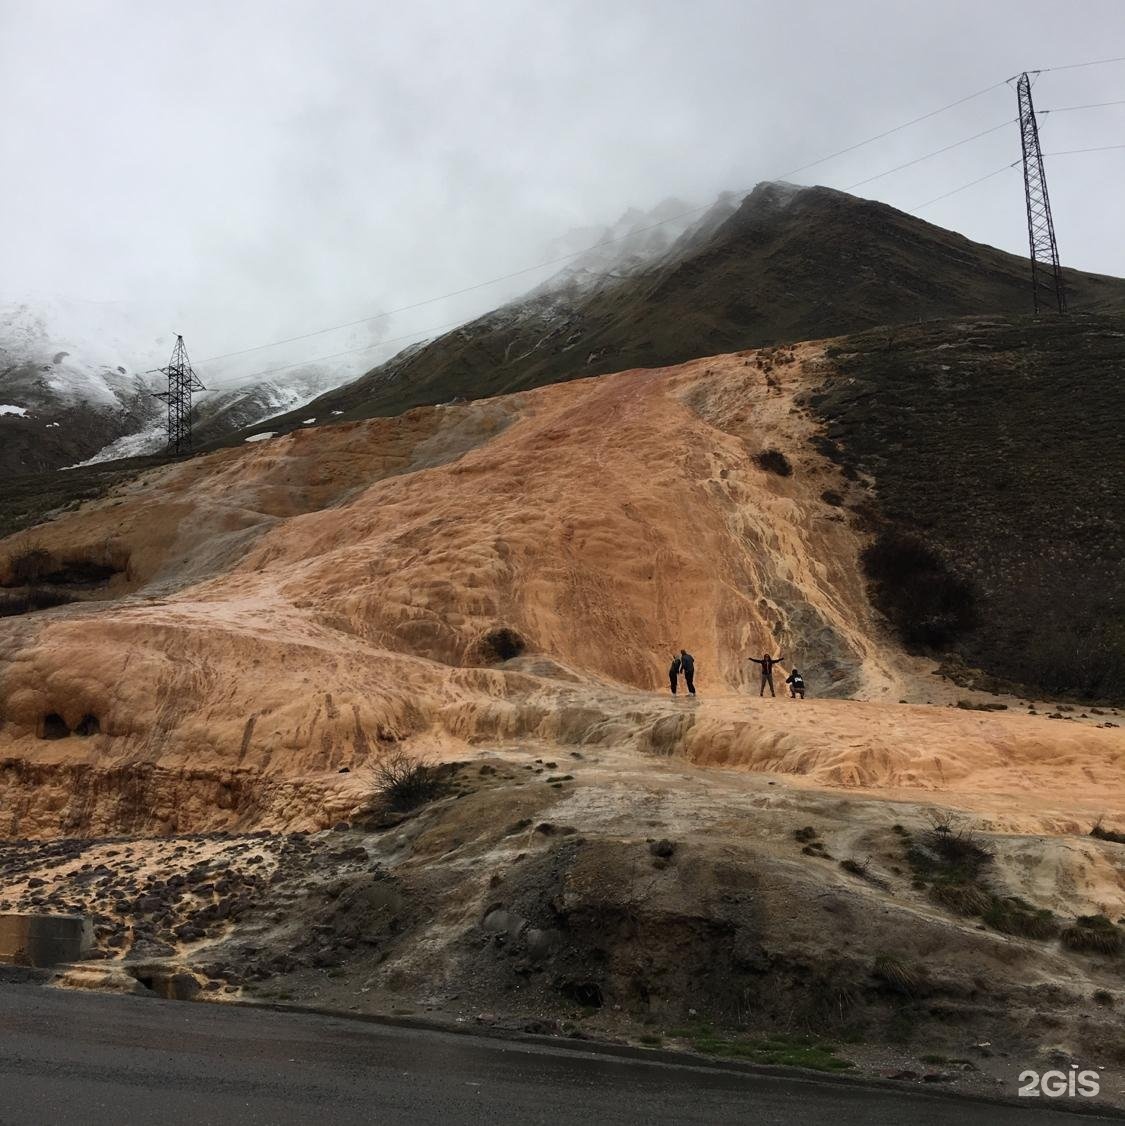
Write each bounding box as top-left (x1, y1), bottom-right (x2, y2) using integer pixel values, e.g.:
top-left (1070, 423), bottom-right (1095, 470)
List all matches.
top-left (1043, 143), bottom-right (1125, 155)
top-left (1037, 55), bottom-right (1125, 74)
top-left (205, 316), bottom-right (472, 385)
top-left (845, 119), bottom-right (1014, 190)
top-left (772, 81), bottom-right (1007, 181)
top-left (909, 142), bottom-right (1125, 212)
top-left (1041, 99), bottom-right (1125, 113)
top-left (200, 78), bottom-right (1011, 365)
top-left (910, 162), bottom-right (1018, 211)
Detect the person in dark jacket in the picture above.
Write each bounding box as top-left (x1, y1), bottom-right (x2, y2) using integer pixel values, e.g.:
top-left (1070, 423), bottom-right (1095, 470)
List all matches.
top-left (748, 652), bottom-right (784, 697)
top-left (668, 654), bottom-right (682, 695)
top-left (679, 649), bottom-right (696, 696)
top-left (785, 668), bottom-right (806, 699)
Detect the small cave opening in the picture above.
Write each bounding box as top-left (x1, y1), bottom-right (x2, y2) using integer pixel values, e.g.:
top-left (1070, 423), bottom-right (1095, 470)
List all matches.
top-left (557, 979), bottom-right (604, 1008)
top-left (74, 714), bottom-right (101, 737)
top-left (478, 627), bottom-right (526, 663)
top-left (40, 713), bottom-right (70, 739)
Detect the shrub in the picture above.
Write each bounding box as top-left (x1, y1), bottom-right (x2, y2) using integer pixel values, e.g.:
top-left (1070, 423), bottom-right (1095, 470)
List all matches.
top-left (755, 449), bottom-right (793, 476)
top-left (873, 953), bottom-right (920, 995)
top-left (373, 751), bottom-right (445, 812)
top-left (1061, 915), bottom-right (1123, 955)
top-left (861, 530), bottom-right (977, 649)
top-left (1091, 819), bottom-right (1125, 845)
top-left (929, 882), bottom-right (992, 917)
top-left (982, 897), bottom-right (1058, 939)
top-left (3, 543), bottom-right (51, 586)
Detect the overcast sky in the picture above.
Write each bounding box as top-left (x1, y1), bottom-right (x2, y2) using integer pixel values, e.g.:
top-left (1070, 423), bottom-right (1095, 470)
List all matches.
top-left (1, 0), bottom-right (1122, 380)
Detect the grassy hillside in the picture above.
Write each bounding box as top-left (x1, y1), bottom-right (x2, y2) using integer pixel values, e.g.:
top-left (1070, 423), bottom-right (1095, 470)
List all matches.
top-left (808, 312), bottom-right (1125, 700)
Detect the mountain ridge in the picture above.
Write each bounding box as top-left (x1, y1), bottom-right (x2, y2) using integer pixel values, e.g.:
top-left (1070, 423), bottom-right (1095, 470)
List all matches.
top-left (247, 181), bottom-right (1125, 441)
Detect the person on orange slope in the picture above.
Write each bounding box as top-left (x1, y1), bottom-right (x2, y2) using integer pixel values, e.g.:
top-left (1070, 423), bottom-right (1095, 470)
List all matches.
top-left (748, 652), bottom-right (784, 697)
top-left (679, 649), bottom-right (696, 696)
top-left (785, 668), bottom-right (806, 699)
top-left (668, 653), bottom-right (682, 695)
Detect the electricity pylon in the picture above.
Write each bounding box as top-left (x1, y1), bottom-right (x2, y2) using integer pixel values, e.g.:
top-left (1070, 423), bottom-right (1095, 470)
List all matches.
top-left (152, 334), bottom-right (205, 454)
top-left (1016, 72), bottom-right (1066, 313)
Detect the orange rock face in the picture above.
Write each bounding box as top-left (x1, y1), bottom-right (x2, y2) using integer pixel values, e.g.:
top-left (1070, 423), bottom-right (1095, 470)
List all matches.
top-left (0, 345), bottom-right (1121, 837)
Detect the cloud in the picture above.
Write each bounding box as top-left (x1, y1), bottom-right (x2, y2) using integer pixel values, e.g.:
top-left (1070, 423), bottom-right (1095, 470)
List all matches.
top-left (2, 0), bottom-right (1122, 372)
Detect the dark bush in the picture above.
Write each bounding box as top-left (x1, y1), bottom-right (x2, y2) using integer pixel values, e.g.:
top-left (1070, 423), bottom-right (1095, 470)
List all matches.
top-left (4, 544), bottom-right (52, 586)
top-left (755, 449), bottom-right (793, 476)
top-left (0, 589), bottom-right (76, 617)
top-left (982, 897), bottom-right (1058, 939)
top-left (373, 751), bottom-right (445, 811)
top-left (1061, 915), bottom-right (1122, 955)
top-left (861, 530), bottom-right (977, 649)
top-left (1091, 819), bottom-right (1125, 845)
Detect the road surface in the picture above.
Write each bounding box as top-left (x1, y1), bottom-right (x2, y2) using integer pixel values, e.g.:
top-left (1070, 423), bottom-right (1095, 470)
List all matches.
top-left (0, 984), bottom-right (1107, 1125)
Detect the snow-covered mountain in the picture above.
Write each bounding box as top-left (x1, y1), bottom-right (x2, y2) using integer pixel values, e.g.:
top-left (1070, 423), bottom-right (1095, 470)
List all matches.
top-left (0, 298), bottom-right (170, 475)
top-left (0, 296), bottom-right (384, 473)
top-left (2, 193), bottom-right (744, 474)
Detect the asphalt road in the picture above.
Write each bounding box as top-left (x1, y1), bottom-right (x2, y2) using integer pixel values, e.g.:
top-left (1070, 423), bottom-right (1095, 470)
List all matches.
top-left (0, 984), bottom-right (1109, 1125)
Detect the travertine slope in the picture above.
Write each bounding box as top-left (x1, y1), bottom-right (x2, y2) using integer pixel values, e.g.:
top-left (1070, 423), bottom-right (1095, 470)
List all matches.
top-left (0, 344), bottom-right (1120, 837)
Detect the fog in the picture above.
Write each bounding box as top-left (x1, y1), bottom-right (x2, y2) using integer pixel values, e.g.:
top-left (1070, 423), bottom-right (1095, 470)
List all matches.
top-left (2, 0), bottom-right (1122, 381)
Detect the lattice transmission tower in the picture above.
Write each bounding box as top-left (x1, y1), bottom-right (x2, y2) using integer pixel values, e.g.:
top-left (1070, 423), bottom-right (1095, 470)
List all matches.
top-left (1016, 72), bottom-right (1066, 313)
top-left (151, 334), bottom-right (205, 454)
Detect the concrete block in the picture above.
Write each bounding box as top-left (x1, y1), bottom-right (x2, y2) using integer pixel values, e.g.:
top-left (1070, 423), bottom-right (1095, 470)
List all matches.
top-left (0, 913), bottom-right (93, 967)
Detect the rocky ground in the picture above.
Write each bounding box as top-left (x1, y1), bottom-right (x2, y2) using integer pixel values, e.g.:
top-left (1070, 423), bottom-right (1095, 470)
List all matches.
top-left (3, 744), bottom-right (1122, 1106)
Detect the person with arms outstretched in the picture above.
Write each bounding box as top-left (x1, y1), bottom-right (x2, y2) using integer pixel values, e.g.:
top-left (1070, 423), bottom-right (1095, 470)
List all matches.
top-left (748, 652), bottom-right (784, 697)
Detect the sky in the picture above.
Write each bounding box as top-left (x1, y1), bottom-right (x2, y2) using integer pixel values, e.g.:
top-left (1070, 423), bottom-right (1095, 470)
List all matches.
top-left (1, 0), bottom-right (1122, 382)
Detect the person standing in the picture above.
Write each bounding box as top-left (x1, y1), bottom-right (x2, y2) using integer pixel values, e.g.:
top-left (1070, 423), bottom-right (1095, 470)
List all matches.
top-left (668, 653), bottom-right (682, 695)
top-left (748, 652), bottom-right (784, 697)
top-left (679, 649), bottom-right (696, 696)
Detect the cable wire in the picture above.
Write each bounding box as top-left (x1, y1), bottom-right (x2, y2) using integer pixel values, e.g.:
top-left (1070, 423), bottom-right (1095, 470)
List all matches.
top-left (1041, 99), bottom-right (1125, 114)
top-left (844, 119), bottom-right (1015, 190)
top-left (1037, 55), bottom-right (1125, 74)
top-left (1043, 143), bottom-right (1125, 155)
top-left (909, 162), bottom-right (1018, 211)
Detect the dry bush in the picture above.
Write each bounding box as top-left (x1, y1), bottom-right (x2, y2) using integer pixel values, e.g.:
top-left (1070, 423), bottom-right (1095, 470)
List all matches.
top-left (1061, 915), bottom-right (1123, 955)
top-left (873, 953), bottom-right (921, 995)
top-left (373, 751), bottom-right (446, 811)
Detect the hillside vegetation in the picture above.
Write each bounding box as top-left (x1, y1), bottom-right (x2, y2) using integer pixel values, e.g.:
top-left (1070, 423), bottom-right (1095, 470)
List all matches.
top-left (809, 312), bottom-right (1124, 699)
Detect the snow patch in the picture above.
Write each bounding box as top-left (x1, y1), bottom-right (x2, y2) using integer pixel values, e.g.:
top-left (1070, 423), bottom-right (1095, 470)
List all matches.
top-left (302, 418), bottom-right (316, 425)
top-left (244, 431), bottom-right (276, 443)
top-left (0, 404), bottom-right (29, 417)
